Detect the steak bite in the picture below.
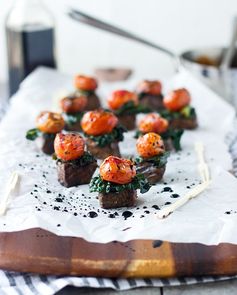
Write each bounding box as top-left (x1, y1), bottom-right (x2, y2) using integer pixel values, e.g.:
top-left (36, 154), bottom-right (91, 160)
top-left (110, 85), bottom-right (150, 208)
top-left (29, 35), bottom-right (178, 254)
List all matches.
top-left (60, 93), bottom-right (87, 132)
top-left (39, 133), bottom-right (56, 155)
top-left (90, 156), bottom-right (150, 209)
top-left (136, 162), bottom-right (166, 185)
top-left (54, 133), bottom-right (97, 187)
top-left (107, 90), bottom-right (138, 130)
top-left (86, 138), bottom-right (120, 159)
top-left (81, 110), bottom-right (126, 160)
top-left (169, 116), bottom-right (198, 130)
top-left (117, 113), bottom-right (136, 131)
top-left (74, 74), bottom-right (101, 110)
top-left (136, 113), bottom-right (184, 151)
top-left (26, 111), bottom-right (65, 155)
top-left (57, 159), bottom-right (97, 188)
top-left (162, 88), bottom-right (198, 130)
top-left (99, 189), bottom-right (137, 209)
top-left (136, 80), bottom-right (164, 111)
top-left (135, 132), bottom-right (168, 184)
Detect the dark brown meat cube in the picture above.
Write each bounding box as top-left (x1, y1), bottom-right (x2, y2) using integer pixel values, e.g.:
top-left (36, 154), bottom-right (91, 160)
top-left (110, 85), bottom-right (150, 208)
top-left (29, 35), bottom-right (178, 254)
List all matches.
top-left (37, 133), bottom-right (56, 155)
top-left (99, 189), bottom-right (137, 209)
top-left (64, 120), bottom-right (82, 132)
top-left (139, 94), bottom-right (164, 111)
top-left (84, 93), bottom-right (101, 110)
top-left (136, 161), bottom-right (166, 185)
top-left (163, 138), bottom-right (173, 151)
top-left (118, 113), bottom-right (136, 130)
top-left (169, 116), bottom-right (198, 130)
top-left (86, 138), bottom-right (120, 160)
top-left (57, 160), bottom-right (97, 188)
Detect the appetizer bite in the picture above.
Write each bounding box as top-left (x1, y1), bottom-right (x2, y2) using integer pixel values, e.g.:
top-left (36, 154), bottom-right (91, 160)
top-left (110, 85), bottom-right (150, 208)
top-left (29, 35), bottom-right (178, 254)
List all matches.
top-left (74, 75), bottom-right (101, 110)
top-left (54, 133), bottom-right (97, 187)
top-left (136, 80), bottom-right (164, 111)
top-left (90, 156), bottom-right (150, 209)
top-left (26, 111), bottom-right (65, 155)
top-left (81, 110), bottom-right (126, 160)
top-left (108, 90), bottom-right (149, 130)
top-left (136, 113), bottom-right (184, 151)
top-left (60, 93), bottom-right (87, 131)
top-left (135, 132), bottom-right (169, 184)
top-left (162, 88), bottom-right (198, 129)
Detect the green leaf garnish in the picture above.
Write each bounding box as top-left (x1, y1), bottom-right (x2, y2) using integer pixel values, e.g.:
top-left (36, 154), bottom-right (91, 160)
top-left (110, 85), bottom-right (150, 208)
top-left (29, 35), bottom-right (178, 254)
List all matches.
top-left (161, 129), bottom-right (184, 151)
top-left (161, 106), bottom-right (196, 121)
top-left (84, 124), bottom-right (127, 148)
top-left (56, 151), bottom-right (96, 167)
top-left (76, 89), bottom-right (94, 96)
top-left (115, 101), bottom-right (151, 116)
top-left (180, 105), bottom-right (196, 118)
top-left (134, 130), bottom-right (143, 139)
top-left (26, 128), bottom-right (41, 141)
top-left (63, 112), bottom-right (84, 126)
top-left (90, 174), bottom-right (151, 194)
top-left (134, 152), bottom-right (170, 168)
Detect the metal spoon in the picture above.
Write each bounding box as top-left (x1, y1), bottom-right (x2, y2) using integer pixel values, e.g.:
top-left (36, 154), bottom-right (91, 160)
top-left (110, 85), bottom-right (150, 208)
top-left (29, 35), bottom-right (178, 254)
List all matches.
top-left (68, 8), bottom-right (177, 62)
top-left (220, 16), bottom-right (237, 70)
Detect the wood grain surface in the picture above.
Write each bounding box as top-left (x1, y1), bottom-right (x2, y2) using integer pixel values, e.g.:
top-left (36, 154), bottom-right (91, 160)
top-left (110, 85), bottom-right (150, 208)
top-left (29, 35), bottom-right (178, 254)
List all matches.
top-left (0, 228), bottom-right (237, 277)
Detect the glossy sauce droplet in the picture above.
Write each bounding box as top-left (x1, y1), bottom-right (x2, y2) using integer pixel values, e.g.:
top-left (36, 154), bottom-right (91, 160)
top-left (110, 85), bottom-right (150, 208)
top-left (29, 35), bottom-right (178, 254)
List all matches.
top-left (161, 187), bottom-right (173, 193)
top-left (122, 211), bottom-right (133, 220)
top-left (170, 194), bottom-right (180, 198)
top-left (152, 205), bottom-right (160, 210)
top-left (87, 211), bottom-right (98, 218)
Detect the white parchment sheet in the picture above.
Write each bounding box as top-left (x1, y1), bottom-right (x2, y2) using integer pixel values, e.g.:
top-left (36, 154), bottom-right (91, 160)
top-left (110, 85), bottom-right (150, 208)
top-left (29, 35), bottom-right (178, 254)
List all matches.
top-left (0, 67), bottom-right (237, 245)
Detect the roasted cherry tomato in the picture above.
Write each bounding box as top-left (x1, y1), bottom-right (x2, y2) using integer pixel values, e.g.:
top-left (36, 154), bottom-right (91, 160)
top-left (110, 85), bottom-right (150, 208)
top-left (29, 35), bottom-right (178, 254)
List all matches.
top-left (81, 110), bottom-right (118, 136)
top-left (54, 133), bottom-right (85, 161)
top-left (139, 113), bottom-right (168, 134)
top-left (136, 80), bottom-right (162, 95)
top-left (60, 95), bottom-right (87, 114)
top-left (163, 88), bottom-right (191, 112)
top-left (74, 75), bottom-right (98, 91)
top-left (36, 111), bottom-right (65, 134)
top-left (136, 132), bottom-right (165, 158)
top-left (107, 90), bottom-right (138, 110)
top-left (100, 156), bottom-right (136, 184)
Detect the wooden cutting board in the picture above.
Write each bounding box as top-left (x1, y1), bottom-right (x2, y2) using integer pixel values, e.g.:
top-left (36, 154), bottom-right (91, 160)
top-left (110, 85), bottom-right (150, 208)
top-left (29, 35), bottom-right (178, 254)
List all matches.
top-left (0, 228), bottom-right (237, 277)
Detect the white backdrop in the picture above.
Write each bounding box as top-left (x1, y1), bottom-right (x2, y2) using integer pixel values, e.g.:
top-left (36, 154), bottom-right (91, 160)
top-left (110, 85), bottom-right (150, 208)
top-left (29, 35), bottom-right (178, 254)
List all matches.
top-left (0, 0), bottom-right (237, 82)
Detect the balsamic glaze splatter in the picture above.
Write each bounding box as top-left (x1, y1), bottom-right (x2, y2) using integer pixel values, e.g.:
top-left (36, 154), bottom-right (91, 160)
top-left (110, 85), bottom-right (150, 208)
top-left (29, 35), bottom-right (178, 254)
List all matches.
top-left (122, 211), bottom-right (133, 220)
top-left (152, 240), bottom-right (163, 248)
top-left (170, 194), bottom-right (180, 198)
top-left (152, 205), bottom-right (160, 210)
top-left (161, 187), bottom-right (173, 193)
top-left (87, 211), bottom-right (98, 218)
top-left (55, 198), bottom-right (63, 202)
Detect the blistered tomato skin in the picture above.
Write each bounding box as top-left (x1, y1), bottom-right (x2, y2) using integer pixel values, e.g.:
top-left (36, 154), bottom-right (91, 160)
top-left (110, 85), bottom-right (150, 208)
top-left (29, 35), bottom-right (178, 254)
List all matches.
top-left (136, 80), bottom-right (162, 96)
top-left (74, 75), bottom-right (98, 91)
top-left (163, 88), bottom-right (191, 112)
top-left (60, 95), bottom-right (88, 114)
top-left (54, 133), bottom-right (85, 161)
top-left (136, 132), bottom-right (165, 158)
top-left (100, 156), bottom-right (136, 184)
top-left (108, 90), bottom-right (138, 110)
top-left (81, 110), bottom-right (118, 136)
top-left (36, 111), bottom-right (65, 134)
top-left (139, 113), bottom-right (169, 134)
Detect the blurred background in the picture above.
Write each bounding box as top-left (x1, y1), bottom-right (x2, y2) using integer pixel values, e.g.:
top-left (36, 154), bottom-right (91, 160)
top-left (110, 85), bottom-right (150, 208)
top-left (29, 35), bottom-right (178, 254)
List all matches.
top-left (0, 0), bottom-right (237, 100)
top-left (1, 0), bottom-right (237, 79)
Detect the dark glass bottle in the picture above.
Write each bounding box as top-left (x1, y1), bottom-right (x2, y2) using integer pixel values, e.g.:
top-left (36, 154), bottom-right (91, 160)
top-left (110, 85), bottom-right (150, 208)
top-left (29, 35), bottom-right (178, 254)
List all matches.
top-left (5, 0), bottom-right (56, 96)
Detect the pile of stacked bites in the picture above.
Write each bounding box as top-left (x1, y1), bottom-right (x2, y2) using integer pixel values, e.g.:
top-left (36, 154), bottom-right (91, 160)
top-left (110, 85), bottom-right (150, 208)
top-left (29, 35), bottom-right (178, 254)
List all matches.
top-left (26, 76), bottom-right (198, 209)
